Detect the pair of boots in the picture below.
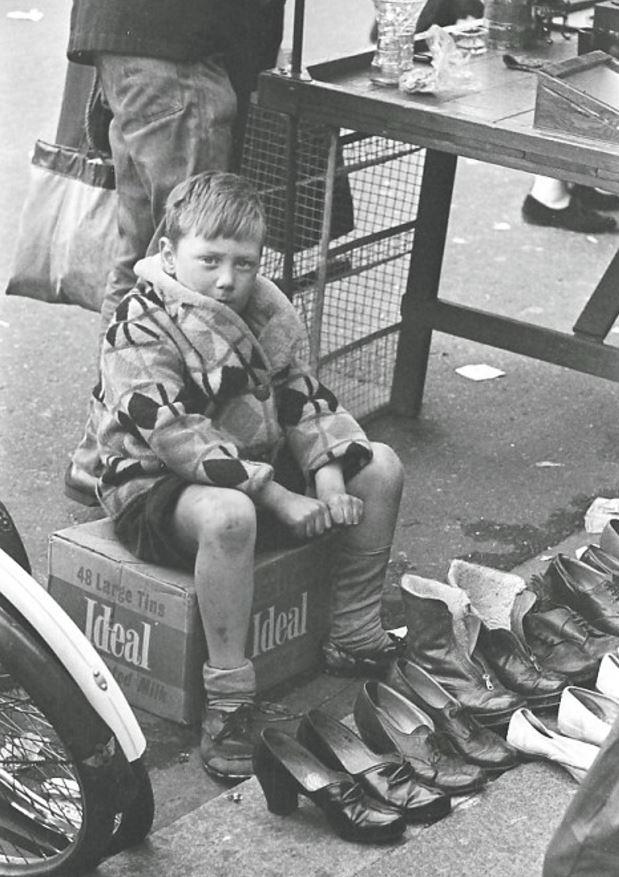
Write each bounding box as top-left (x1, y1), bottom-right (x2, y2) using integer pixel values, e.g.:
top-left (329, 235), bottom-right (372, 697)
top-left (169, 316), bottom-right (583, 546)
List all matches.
top-left (399, 560), bottom-right (613, 727)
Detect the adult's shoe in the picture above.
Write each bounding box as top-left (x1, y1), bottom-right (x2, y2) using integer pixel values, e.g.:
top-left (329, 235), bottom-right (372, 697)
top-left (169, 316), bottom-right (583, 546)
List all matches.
top-left (201, 703), bottom-right (257, 780)
top-left (446, 560), bottom-right (566, 709)
top-left (596, 652), bottom-right (619, 702)
top-left (400, 574), bottom-right (525, 727)
top-left (506, 708), bottom-right (600, 782)
top-left (63, 462), bottom-right (99, 507)
top-left (253, 727), bottom-right (406, 843)
top-left (511, 588), bottom-right (605, 682)
top-left (476, 623), bottom-right (566, 709)
top-left (353, 680), bottom-right (487, 794)
top-left (580, 544), bottom-right (619, 578)
top-left (600, 518), bottom-right (619, 560)
top-left (385, 658), bottom-right (519, 773)
top-left (322, 633), bottom-right (407, 678)
top-left (571, 184), bottom-right (619, 212)
top-left (522, 194), bottom-right (617, 233)
top-left (557, 685), bottom-right (619, 747)
top-left (297, 708), bottom-right (451, 823)
top-left (538, 555), bottom-right (619, 637)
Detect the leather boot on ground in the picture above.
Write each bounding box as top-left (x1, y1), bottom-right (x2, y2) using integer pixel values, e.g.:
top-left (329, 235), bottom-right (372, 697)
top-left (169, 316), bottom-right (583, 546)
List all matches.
top-left (400, 574), bottom-right (524, 728)
top-left (448, 560), bottom-right (567, 709)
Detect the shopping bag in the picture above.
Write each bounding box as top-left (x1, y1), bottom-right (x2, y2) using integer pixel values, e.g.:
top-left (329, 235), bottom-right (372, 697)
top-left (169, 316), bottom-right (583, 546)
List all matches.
top-left (5, 138), bottom-right (117, 312)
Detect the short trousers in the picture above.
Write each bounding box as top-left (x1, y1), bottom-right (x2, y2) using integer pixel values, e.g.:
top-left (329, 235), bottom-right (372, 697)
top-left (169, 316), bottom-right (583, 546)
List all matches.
top-left (113, 448), bottom-right (307, 570)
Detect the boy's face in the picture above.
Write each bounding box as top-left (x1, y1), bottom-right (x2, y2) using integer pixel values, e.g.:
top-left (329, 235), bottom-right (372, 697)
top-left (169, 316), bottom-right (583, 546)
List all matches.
top-left (160, 233), bottom-right (261, 314)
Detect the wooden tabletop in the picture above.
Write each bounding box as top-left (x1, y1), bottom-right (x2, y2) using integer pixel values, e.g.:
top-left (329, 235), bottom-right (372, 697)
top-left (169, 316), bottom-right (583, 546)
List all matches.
top-left (257, 43), bottom-right (619, 193)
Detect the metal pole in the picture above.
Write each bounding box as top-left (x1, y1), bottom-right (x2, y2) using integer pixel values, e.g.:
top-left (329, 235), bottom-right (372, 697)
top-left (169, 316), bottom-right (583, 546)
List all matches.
top-left (281, 0), bottom-right (306, 298)
top-left (291, 0), bottom-right (306, 75)
top-left (309, 130), bottom-right (339, 373)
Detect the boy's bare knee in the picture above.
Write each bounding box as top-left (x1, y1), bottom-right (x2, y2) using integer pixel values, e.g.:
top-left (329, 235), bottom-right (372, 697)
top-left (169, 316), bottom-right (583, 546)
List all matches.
top-left (368, 442), bottom-right (404, 489)
top-left (196, 492), bottom-right (256, 549)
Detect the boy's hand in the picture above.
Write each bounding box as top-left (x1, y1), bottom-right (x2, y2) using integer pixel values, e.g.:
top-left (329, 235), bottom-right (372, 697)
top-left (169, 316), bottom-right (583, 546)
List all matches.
top-left (255, 482), bottom-right (332, 540)
top-left (277, 493), bottom-right (333, 540)
top-left (314, 460), bottom-right (364, 527)
top-left (322, 492), bottom-right (364, 527)
top-left (237, 462), bottom-right (274, 498)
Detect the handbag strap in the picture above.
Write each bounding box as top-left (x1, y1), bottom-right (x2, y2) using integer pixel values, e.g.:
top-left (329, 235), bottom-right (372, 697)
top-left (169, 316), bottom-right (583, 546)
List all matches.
top-left (84, 72), bottom-right (112, 156)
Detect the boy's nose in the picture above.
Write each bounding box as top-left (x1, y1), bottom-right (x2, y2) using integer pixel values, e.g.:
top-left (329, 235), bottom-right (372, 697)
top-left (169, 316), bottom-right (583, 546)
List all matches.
top-left (216, 267), bottom-right (234, 290)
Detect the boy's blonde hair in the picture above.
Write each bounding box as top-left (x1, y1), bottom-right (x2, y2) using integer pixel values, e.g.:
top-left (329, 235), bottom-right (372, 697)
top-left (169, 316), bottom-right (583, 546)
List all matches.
top-left (164, 171), bottom-right (267, 248)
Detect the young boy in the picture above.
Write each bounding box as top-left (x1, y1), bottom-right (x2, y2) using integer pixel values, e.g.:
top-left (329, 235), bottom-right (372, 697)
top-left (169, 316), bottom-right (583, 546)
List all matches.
top-left (96, 172), bottom-right (405, 780)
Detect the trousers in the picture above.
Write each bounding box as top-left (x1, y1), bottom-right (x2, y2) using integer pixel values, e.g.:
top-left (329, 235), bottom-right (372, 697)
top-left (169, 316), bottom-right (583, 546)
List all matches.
top-left (71, 54), bottom-right (236, 480)
top-left (95, 52), bottom-right (236, 331)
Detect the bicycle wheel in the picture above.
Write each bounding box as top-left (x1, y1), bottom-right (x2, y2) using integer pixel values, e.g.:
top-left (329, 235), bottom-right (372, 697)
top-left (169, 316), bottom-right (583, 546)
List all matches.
top-left (0, 607), bottom-right (120, 876)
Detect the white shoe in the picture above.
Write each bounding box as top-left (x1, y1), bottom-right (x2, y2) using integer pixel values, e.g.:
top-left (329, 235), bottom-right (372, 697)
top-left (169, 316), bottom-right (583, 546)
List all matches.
top-left (596, 652), bottom-right (619, 701)
top-left (506, 707), bottom-right (600, 782)
top-left (557, 685), bottom-right (619, 746)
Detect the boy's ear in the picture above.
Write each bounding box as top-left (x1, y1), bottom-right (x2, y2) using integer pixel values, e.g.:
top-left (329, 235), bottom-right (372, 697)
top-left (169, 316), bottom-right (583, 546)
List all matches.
top-left (159, 237), bottom-right (176, 275)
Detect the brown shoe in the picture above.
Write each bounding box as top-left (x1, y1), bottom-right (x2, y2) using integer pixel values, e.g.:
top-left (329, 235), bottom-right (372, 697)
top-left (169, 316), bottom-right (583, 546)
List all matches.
top-left (201, 704), bottom-right (256, 780)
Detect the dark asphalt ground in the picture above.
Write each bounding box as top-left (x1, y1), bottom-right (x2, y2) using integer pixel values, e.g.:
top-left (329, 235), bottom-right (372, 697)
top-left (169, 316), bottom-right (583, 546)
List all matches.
top-left (2, 0), bottom-right (619, 869)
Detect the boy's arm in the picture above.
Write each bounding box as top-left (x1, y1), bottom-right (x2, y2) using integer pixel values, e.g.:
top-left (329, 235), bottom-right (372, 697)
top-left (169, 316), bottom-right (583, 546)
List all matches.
top-left (273, 364), bottom-right (373, 489)
top-left (100, 313), bottom-right (272, 493)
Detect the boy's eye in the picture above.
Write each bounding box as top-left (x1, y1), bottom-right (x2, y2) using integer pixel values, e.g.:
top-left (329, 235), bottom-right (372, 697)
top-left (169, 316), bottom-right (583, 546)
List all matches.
top-left (236, 260), bottom-right (257, 271)
top-left (200, 256), bottom-right (219, 266)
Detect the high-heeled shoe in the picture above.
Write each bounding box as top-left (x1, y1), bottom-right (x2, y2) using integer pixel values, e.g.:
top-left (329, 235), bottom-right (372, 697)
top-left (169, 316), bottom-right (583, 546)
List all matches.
top-left (297, 708), bottom-right (451, 824)
top-left (253, 727), bottom-right (406, 843)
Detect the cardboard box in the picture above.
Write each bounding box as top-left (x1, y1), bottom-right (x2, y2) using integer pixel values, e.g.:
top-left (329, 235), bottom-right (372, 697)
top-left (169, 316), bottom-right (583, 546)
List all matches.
top-left (48, 519), bottom-right (333, 724)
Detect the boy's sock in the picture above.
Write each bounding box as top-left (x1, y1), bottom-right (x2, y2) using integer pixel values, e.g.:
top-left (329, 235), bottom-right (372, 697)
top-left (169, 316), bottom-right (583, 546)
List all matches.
top-left (328, 544), bottom-right (393, 654)
top-left (203, 658), bottom-right (256, 712)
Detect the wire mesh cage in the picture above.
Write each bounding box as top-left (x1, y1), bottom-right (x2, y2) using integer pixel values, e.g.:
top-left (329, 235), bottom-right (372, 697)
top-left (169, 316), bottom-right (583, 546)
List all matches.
top-left (241, 102), bottom-right (425, 420)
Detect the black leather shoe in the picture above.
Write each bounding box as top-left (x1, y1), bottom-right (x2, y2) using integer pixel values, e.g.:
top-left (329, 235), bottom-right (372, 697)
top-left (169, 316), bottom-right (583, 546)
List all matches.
top-left (600, 519), bottom-right (619, 559)
top-left (512, 588), bottom-right (602, 683)
top-left (541, 555), bottom-right (619, 637)
top-left (253, 727), bottom-right (406, 843)
top-left (477, 623), bottom-right (566, 709)
top-left (580, 544), bottom-right (619, 578)
top-left (201, 704), bottom-right (256, 780)
top-left (353, 681), bottom-right (487, 794)
top-left (385, 659), bottom-right (519, 773)
top-left (522, 194), bottom-right (616, 233)
top-left (297, 709), bottom-right (451, 824)
top-left (322, 633), bottom-right (407, 677)
top-left (572, 184), bottom-right (619, 212)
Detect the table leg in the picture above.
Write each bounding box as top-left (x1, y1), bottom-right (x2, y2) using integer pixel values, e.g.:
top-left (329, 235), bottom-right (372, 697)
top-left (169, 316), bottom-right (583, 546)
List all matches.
top-left (390, 149), bottom-right (457, 417)
top-left (573, 245), bottom-right (619, 340)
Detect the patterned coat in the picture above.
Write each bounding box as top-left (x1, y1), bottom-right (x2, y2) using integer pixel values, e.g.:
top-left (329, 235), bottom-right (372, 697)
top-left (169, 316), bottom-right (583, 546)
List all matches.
top-left (97, 256), bottom-right (372, 519)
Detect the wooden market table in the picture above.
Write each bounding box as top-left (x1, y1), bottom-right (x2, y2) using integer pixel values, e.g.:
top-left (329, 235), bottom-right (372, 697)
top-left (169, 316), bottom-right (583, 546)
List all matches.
top-left (256, 39), bottom-right (619, 416)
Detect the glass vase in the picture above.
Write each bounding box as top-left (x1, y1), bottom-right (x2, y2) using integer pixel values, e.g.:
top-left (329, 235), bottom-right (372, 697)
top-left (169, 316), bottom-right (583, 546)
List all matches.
top-left (371, 0), bottom-right (427, 86)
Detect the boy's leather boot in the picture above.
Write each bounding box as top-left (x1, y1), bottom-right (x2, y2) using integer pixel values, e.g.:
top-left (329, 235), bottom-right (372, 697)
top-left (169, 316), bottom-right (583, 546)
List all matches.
top-left (323, 545), bottom-right (406, 677)
top-left (400, 574), bottom-right (524, 728)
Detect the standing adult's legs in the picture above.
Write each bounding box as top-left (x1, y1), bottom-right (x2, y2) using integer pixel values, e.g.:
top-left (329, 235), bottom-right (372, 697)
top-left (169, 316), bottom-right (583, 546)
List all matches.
top-left (67, 56), bottom-right (237, 500)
